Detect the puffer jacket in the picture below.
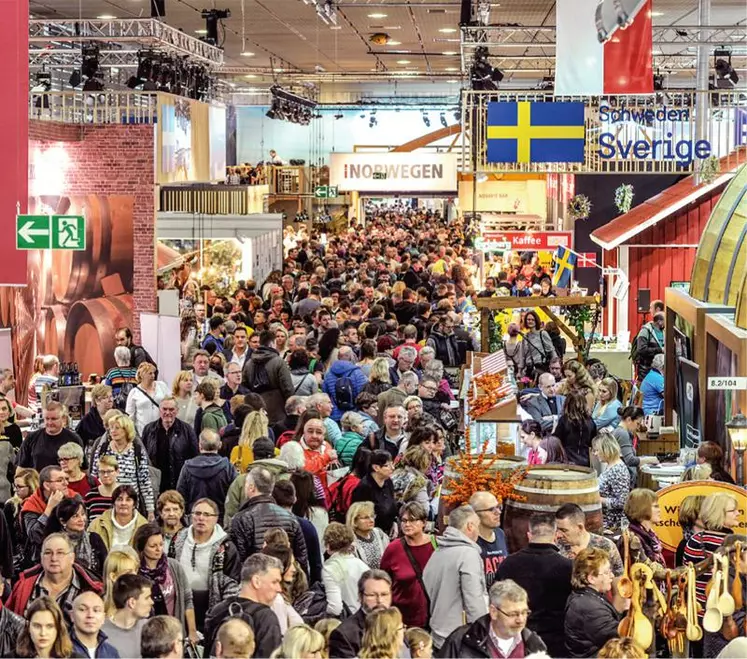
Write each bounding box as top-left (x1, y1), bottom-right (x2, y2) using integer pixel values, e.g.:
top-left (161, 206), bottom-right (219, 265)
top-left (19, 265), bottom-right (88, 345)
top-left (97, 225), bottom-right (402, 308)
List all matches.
top-left (437, 614), bottom-right (547, 659)
top-left (229, 494), bottom-right (309, 571)
top-left (141, 417), bottom-right (198, 491)
top-left (0, 604), bottom-right (24, 657)
top-left (564, 587), bottom-right (622, 657)
top-left (169, 525), bottom-right (241, 611)
top-left (322, 360), bottom-right (368, 421)
top-left (242, 346), bottom-right (294, 424)
top-left (423, 526), bottom-right (488, 649)
top-left (176, 453), bottom-right (237, 517)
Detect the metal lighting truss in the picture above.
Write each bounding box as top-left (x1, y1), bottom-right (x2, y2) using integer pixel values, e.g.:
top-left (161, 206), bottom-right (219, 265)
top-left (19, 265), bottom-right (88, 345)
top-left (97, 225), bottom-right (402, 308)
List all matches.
top-left (459, 24), bottom-right (747, 72)
top-left (29, 18), bottom-right (224, 66)
top-left (29, 49), bottom-right (140, 69)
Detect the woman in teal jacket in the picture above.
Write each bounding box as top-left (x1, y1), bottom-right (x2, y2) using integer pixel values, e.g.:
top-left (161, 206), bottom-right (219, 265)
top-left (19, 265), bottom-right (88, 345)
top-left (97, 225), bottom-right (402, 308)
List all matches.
top-left (335, 411), bottom-right (365, 466)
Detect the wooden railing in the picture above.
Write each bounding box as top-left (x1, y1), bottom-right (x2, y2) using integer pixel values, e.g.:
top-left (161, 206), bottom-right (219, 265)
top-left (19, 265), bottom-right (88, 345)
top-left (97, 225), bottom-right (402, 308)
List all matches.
top-left (159, 184), bottom-right (269, 214)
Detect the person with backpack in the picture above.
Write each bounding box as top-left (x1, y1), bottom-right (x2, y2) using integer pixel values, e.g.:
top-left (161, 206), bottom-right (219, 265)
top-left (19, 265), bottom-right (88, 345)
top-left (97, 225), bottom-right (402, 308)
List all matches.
top-left (322, 346), bottom-right (368, 422)
top-left (203, 553), bottom-right (284, 657)
top-left (634, 312), bottom-right (665, 380)
top-left (241, 330), bottom-right (294, 426)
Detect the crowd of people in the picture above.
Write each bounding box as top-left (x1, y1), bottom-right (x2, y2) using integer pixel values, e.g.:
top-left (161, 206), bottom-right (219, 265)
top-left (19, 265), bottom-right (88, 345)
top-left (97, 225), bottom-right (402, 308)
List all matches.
top-left (1, 207), bottom-right (744, 659)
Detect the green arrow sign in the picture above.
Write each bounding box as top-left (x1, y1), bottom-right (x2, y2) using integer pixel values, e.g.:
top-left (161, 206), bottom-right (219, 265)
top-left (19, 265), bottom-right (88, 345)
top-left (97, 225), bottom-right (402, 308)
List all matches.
top-left (16, 215), bottom-right (50, 249)
top-left (314, 185), bottom-right (328, 198)
top-left (16, 214), bottom-right (86, 251)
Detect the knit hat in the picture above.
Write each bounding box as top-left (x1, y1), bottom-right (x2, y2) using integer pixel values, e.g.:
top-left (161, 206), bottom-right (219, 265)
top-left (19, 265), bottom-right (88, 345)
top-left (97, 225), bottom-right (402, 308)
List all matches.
top-left (253, 436), bottom-right (275, 460)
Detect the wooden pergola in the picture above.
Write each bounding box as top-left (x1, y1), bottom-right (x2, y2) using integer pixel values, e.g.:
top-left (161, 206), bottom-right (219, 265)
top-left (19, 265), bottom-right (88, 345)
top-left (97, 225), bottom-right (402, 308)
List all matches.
top-left (476, 295), bottom-right (600, 357)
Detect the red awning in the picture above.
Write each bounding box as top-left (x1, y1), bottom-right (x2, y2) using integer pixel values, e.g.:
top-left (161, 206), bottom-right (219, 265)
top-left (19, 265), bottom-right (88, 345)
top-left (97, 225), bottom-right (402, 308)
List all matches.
top-left (590, 151), bottom-right (745, 251)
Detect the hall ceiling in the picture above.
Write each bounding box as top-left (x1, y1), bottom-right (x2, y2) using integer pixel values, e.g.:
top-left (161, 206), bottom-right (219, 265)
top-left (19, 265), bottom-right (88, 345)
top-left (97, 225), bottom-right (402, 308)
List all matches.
top-left (29, 0), bottom-right (747, 89)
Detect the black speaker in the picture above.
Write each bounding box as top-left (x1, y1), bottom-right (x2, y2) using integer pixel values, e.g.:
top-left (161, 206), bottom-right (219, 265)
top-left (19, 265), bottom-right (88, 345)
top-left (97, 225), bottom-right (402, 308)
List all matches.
top-left (151, 0), bottom-right (165, 17)
top-left (637, 289), bottom-right (650, 313)
top-left (460, 0), bottom-right (472, 26)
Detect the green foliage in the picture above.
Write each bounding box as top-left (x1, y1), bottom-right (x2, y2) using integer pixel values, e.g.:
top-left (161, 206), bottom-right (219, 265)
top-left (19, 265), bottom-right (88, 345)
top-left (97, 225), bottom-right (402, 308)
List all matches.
top-left (568, 194), bottom-right (592, 221)
top-left (614, 184), bottom-right (634, 215)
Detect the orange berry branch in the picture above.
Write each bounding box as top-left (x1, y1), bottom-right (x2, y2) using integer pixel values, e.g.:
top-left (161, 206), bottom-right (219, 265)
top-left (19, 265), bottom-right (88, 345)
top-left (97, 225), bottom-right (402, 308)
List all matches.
top-left (467, 372), bottom-right (515, 418)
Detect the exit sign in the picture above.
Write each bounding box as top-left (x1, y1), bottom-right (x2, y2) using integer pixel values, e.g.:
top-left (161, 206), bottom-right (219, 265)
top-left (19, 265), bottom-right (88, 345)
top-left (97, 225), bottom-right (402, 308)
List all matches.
top-left (16, 214), bottom-right (86, 251)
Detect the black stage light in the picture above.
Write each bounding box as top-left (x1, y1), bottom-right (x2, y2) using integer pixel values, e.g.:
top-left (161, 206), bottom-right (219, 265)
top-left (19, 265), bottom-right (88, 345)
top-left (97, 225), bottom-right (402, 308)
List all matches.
top-left (439, 112), bottom-right (447, 127)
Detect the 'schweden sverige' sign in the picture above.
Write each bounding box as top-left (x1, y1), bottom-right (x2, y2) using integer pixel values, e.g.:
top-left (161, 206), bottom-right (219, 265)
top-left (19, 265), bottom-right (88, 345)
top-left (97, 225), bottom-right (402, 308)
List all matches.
top-left (330, 153), bottom-right (458, 192)
top-left (16, 214), bottom-right (86, 251)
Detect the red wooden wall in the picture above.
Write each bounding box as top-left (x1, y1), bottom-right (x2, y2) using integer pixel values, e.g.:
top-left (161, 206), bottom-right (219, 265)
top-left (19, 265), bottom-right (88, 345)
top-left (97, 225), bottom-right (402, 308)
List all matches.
top-left (604, 191), bottom-right (722, 335)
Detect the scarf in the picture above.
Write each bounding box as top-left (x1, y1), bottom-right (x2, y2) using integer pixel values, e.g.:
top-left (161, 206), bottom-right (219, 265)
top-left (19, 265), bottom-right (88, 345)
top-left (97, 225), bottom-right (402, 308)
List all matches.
top-left (628, 520), bottom-right (665, 565)
top-left (69, 531), bottom-right (95, 573)
top-left (140, 554), bottom-right (174, 615)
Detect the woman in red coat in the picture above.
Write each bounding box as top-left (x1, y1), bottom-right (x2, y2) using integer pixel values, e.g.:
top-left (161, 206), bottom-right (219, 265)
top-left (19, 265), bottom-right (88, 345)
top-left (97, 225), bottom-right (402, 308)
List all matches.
top-left (379, 502), bottom-right (436, 629)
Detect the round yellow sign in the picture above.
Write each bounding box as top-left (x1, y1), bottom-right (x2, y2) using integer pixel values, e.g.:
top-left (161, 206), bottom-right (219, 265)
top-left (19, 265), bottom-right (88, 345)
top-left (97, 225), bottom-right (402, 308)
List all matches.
top-left (653, 480), bottom-right (747, 551)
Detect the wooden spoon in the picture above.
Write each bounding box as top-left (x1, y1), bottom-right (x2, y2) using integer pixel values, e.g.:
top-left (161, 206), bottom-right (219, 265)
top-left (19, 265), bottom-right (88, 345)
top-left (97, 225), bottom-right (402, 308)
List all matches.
top-left (631, 566), bottom-right (654, 650)
top-left (717, 554), bottom-right (736, 616)
top-left (731, 542), bottom-right (743, 610)
top-left (618, 530), bottom-right (633, 599)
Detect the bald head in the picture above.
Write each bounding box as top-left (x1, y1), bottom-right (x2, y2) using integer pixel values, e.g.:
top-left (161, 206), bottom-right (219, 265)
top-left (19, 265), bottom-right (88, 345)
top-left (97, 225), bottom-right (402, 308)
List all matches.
top-left (216, 618), bottom-right (256, 658)
top-left (469, 491), bottom-right (498, 511)
top-left (338, 345), bottom-right (354, 362)
top-left (538, 372), bottom-right (556, 397)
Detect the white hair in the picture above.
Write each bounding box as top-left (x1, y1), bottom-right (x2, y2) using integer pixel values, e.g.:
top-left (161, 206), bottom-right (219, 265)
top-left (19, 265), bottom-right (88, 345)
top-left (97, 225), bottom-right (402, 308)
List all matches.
top-left (651, 353), bottom-right (665, 371)
top-left (114, 346), bottom-right (131, 367)
top-left (279, 440), bottom-right (306, 471)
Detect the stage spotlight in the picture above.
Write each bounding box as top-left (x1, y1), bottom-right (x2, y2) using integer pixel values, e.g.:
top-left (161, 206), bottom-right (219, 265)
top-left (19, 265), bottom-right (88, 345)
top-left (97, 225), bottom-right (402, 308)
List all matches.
top-left (69, 70), bottom-right (82, 88)
top-left (422, 112), bottom-right (431, 127)
top-left (334, 113), bottom-right (344, 120)
top-left (714, 56), bottom-right (739, 88)
top-left (31, 70), bottom-right (51, 92)
top-left (439, 112), bottom-right (447, 127)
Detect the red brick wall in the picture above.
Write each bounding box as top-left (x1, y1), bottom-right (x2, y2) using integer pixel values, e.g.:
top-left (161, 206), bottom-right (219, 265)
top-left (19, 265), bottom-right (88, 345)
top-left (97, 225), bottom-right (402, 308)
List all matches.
top-left (29, 121), bottom-right (156, 342)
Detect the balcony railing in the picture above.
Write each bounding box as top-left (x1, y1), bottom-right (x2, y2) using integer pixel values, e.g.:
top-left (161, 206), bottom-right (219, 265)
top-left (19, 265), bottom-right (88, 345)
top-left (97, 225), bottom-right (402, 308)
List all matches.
top-left (29, 91), bottom-right (159, 125)
top-left (159, 184), bottom-right (269, 214)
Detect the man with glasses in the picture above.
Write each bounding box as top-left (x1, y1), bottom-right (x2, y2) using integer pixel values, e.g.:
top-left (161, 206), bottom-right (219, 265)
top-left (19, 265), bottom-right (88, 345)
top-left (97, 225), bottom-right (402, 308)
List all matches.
top-left (439, 580), bottom-right (547, 658)
top-left (328, 570), bottom-right (393, 659)
top-left (7, 533), bottom-right (103, 625)
top-left (177, 430), bottom-right (237, 518)
top-left (469, 491), bottom-right (508, 590)
top-left (21, 464), bottom-right (73, 553)
top-left (169, 498), bottom-right (241, 634)
top-left (18, 400), bottom-right (84, 471)
top-left (496, 513), bottom-right (572, 658)
top-left (423, 504), bottom-right (488, 650)
top-left (142, 397), bottom-right (198, 495)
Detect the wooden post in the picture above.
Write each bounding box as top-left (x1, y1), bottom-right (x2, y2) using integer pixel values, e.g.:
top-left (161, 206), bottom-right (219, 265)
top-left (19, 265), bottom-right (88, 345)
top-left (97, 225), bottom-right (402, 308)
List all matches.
top-left (480, 308), bottom-right (490, 353)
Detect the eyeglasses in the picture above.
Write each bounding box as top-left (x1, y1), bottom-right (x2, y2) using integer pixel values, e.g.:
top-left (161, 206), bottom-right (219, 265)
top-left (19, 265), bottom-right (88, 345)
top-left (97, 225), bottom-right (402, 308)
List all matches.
top-left (363, 592), bottom-right (390, 601)
top-left (42, 550), bottom-right (72, 559)
top-left (58, 457), bottom-right (77, 463)
top-left (475, 506), bottom-right (502, 514)
top-left (99, 469), bottom-right (116, 476)
top-left (192, 511), bottom-right (219, 518)
top-left (496, 607), bottom-right (530, 619)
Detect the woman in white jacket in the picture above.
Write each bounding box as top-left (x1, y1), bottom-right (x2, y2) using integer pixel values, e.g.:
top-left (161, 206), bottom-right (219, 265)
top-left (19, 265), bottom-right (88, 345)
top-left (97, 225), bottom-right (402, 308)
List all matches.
top-left (125, 362), bottom-right (169, 437)
top-left (321, 522), bottom-right (370, 617)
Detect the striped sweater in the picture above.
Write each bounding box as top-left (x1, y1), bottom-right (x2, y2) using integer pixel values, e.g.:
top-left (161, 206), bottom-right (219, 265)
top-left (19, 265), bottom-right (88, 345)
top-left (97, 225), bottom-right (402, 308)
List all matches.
top-left (682, 529), bottom-right (732, 608)
top-left (90, 440), bottom-right (155, 513)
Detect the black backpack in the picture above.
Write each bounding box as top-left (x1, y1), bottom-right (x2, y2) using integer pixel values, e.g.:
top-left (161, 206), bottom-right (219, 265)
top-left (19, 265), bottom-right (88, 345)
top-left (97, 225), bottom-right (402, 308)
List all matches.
top-left (335, 375), bottom-right (355, 412)
top-left (248, 361), bottom-right (271, 393)
top-left (113, 381), bottom-right (135, 411)
top-left (293, 582), bottom-right (330, 625)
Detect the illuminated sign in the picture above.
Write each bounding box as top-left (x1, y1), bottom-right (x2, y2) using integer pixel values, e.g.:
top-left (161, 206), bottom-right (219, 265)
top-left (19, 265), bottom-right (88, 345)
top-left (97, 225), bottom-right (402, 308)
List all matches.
top-left (482, 231), bottom-right (573, 250)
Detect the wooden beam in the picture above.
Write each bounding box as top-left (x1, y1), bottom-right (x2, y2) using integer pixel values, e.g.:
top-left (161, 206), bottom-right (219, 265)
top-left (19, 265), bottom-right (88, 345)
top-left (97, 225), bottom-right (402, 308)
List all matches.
top-left (390, 124), bottom-right (462, 152)
top-left (544, 308), bottom-right (580, 348)
top-left (480, 308), bottom-right (490, 353)
top-left (475, 295), bottom-right (599, 311)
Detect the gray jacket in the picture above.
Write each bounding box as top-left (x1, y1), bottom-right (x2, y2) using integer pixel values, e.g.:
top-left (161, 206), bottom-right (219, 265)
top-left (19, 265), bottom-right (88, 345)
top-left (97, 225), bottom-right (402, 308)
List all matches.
top-left (423, 527), bottom-right (488, 649)
top-left (523, 394), bottom-right (566, 433)
top-left (165, 557), bottom-right (194, 632)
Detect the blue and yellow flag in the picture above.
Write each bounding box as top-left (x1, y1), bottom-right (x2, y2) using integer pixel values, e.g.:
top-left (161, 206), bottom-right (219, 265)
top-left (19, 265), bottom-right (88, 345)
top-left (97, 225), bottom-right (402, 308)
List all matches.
top-left (486, 101), bottom-right (585, 164)
top-left (552, 245), bottom-right (577, 288)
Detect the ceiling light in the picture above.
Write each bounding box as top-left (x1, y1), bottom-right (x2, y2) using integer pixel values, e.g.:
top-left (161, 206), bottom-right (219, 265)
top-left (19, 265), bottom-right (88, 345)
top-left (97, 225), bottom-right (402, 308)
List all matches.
top-left (245, 74), bottom-right (257, 79)
top-left (275, 68), bottom-right (285, 72)
top-left (439, 28), bottom-right (457, 33)
top-left (443, 51), bottom-right (457, 56)
top-left (331, 25), bottom-right (342, 29)
top-left (368, 12), bottom-right (387, 18)
top-left (387, 40), bottom-right (401, 46)
top-left (397, 60), bottom-right (411, 64)
top-left (447, 79), bottom-right (459, 84)
top-left (195, 29), bottom-right (208, 34)
top-left (97, 14), bottom-right (116, 19)
top-left (651, 11), bottom-right (664, 17)
top-left (241, 51), bottom-right (255, 57)
top-left (445, 67), bottom-right (459, 71)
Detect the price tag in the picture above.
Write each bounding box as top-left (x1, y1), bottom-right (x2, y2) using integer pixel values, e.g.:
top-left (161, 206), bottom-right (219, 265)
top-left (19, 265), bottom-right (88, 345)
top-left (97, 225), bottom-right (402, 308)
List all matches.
top-left (707, 376), bottom-right (747, 390)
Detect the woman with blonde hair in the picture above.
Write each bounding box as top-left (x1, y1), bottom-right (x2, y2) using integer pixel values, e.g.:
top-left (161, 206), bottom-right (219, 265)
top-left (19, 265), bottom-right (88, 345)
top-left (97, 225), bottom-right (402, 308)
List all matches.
top-left (270, 624), bottom-right (326, 659)
top-left (559, 360), bottom-right (597, 412)
top-left (592, 432), bottom-right (630, 530)
top-left (172, 370), bottom-right (198, 425)
top-left (623, 488), bottom-right (666, 574)
top-left (347, 500), bottom-right (390, 569)
top-left (405, 628), bottom-right (432, 659)
top-left (391, 445), bottom-right (431, 510)
top-left (90, 412), bottom-right (155, 520)
top-left (314, 619), bottom-right (341, 659)
top-left (592, 377), bottom-right (622, 431)
top-left (598, 638), bottom-right (647, 659)
top-left (231, 401), bottom-right (269, 469)
top-left (16, 596), bottom-right (74, 658)
top-left (125, 362), bottom-right (169, 436)
top-left (684, 492), bottom-right (740, 610)
top-left (362, 358), bottom-right (392, 396)
top-left (102, 545), bottom-right (140, 615)
top-left (359, 607), bottom-right (404, 659)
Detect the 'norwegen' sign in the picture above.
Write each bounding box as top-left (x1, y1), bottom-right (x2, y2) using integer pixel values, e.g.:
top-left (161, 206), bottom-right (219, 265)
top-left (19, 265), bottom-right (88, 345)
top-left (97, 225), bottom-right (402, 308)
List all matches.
top-left (330, 153), bottom-right (458, 192)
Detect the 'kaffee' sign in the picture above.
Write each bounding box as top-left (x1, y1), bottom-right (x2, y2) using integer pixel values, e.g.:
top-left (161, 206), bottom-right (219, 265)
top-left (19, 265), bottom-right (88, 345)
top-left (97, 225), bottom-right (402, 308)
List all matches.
top-left (482, 231), bottom-right (572, 251)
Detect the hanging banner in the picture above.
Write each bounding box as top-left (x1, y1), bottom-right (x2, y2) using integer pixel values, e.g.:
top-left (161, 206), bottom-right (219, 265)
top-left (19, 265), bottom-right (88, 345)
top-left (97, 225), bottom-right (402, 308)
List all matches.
top-left (676, 357), bottom-right (702, 449)
top-left (329, 153), bottom-right (458, 192)
top-left (482, 231), bottom-right (573, 251)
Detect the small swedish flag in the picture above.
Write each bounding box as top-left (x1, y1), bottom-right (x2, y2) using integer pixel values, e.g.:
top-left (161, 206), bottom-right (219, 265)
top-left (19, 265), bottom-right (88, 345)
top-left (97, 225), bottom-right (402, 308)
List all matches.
top-left (486, 101), bottom-right (585, 164)
top-left (552, 246), bottom-right (577, 288)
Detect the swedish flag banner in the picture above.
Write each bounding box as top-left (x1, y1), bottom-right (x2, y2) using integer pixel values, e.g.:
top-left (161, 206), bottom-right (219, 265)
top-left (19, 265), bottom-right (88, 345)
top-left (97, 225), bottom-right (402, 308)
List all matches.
top-left (552, 245), bottom-right (577, 288)
top-left (486, 101), bottom-right (585, 164)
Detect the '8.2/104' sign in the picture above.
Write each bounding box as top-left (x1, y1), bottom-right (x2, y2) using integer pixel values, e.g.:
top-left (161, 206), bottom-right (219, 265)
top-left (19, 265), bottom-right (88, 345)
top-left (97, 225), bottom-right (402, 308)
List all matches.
top-left (16, 214), bottom-right (86, 250)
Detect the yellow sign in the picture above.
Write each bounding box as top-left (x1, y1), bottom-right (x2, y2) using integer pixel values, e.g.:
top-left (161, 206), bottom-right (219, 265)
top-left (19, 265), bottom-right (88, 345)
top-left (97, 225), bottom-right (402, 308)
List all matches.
top-left (653, 480), bottom-right (747, 552)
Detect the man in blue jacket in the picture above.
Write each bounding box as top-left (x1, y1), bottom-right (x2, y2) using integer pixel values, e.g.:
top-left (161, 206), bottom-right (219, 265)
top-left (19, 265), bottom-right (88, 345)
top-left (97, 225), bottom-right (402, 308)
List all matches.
top-left (322, 346), bottom-right (368, 422)
top-left (71, 592), bottom-right (121, 658)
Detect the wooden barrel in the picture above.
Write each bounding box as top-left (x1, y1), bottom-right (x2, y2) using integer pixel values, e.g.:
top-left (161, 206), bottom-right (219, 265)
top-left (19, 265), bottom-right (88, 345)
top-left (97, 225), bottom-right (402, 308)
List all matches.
top-left (690, 166), bottom-right (747, 305)
top-left (63, 294), bottom-right (133, 378)
top-left (0, 289), bottom-right (14, 328)
top-left (438, 454), bottom-right (526, 530)
top-left (51, 195), bottom-right (134, 304)
top-left (503, 464), bottom-right (602, 553)
top-left (42, 305), bottom-right (69, 359)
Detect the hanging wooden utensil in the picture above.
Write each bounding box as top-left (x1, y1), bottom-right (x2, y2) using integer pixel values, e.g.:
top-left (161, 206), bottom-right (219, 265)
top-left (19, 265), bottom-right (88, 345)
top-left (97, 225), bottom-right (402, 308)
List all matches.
top-left (631, 565), bottom-right (654, 650)
top-left (717, 554), bottom-right (735, 616)
top-left (618, 530), bottom-right (633, 599)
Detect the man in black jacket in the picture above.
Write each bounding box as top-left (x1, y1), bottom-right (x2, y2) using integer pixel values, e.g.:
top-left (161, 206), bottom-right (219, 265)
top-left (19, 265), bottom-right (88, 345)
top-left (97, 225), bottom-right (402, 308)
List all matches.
top-left (141, 397), bottom-right (198, 494)
top-left (177, 429), bottom-right (237, 518)
top-left (230, 465), bottom-right (308, 571)
top-left (18, 401), bottom-right (84, 471)
top-left (438, 580), bottom-right (547, 659)
top-left (203, 553), bottom-right (283, 658)
top-left (0, 580), bottom-right (23, 657)
top-left (115, 327), bottom-right (156, 370)
top-left (495, 513), bottom-right (572, 658)
top-left (329, 570), bottom-right (392, 659)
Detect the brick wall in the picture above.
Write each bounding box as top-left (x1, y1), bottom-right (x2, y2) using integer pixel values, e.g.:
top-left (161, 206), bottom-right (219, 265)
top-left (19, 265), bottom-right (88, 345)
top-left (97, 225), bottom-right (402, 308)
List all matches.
top-left (29, 120), bottom-right (156, 342)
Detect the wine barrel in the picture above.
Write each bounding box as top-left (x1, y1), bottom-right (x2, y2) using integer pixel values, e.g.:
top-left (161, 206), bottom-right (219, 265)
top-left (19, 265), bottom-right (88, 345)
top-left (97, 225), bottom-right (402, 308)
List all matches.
top-left (690, 165), bottom-right (747, 305)
top-left (0, 288), bottom-right (14, 328)
top-left (503, 464), bottom-right (602, 553)
top-left (438, 454), bottom-right (526, 531)
top-left (63, 294), bottom-right (133, 378)
top-left (51, 196), bottom-right (134, 304)
top-left (42, 305), bottom-right (69, 359)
